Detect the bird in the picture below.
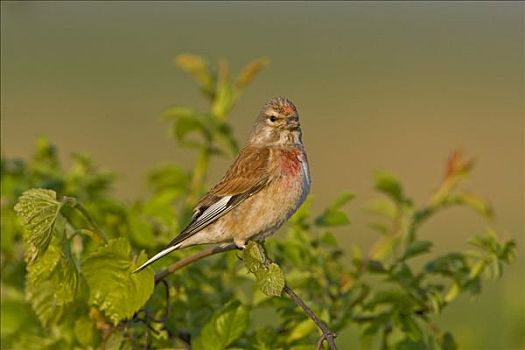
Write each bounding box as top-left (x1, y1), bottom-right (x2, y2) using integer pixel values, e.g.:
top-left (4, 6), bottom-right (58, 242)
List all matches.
top-left (134, 97), bottom-right (310, 273)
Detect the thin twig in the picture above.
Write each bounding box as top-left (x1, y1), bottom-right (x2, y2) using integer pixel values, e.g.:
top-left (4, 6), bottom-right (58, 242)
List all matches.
top-left (153, 243), bottom-right (338, 349)
top-left (154, 243), bottom-right (237, 283)
top-left (143, 328), bottom-right (149, 350)
top-left (146, 280), bottom-right (172, 324)
top-left (61, 196), bottom-right (108, 243)
top-left (283, 285), bottom-right (338, 350)
top-left (135, 317), bottom-right (160, 335)
top-left (159, 279), bottom-right (171, 323)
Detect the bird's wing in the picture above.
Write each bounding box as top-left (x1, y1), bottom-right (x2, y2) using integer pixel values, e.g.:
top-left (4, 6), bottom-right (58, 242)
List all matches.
top-left (167, 146), bottom-right (272, 247)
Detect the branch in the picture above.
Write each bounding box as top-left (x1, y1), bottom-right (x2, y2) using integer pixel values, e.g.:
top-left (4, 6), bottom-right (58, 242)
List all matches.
top-left (153, 242), bottom-right (338, 349)
top-left (154, 243), bottom-right (237, 283)
top-left (61, 196), bottom-right (108, 243)
top-left (283, 285), bottom-right (338, 350)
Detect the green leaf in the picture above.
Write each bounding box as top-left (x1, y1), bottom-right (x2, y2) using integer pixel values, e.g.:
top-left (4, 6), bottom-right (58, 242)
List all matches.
top-left (363, 198), bottom-right (397, 220)
top-left (315, 211), bottom-right (349, 227)
top-left (211, 82), bottom-right (234, 119)
top-left (1, 299), bottom-right (33, 340)
top-left (173, 115), bottom-right (205, 143)
top-left (320, 231), bottom-right (338, 247)
top-left (290, 346), bottom-right (315, 350)
top-left (256, 263), bottom-right (285, 297)
top-left (448, 192), bottom-right (494, 219)
top-left (235, 57), bottom-right (269, 89)
top-left (350, 244), bottom-right (363, 266)
top-left (74, 316), bottom-right (98, 347)
top-left (193, 300), bottom-right (250, 350)
top-left (366, 260), bottom-right (387, 273)
top-left (243, 241), bottom-right (266, 273)
top-left (34, 137), bottom-right (60, 167)
top-left (370, 235), bottom-right (400, 260)
top-left (126, 211), bottom-right (156, 249)
top-left (175, 54), bottom-right (214, 94)
top-left (162, 106), bottom-right (197, 120)
top-left (373, 171), bottom-right (405, 203)
top-left (211, 61), bottom-right (234, 119)
top-left (468, 231), bottom-right (516, 279)
top-left (253, 327), bottom-right (278, 350)
top-left (445, 283), bottom-right (461, 303)
top-left (82, 238), bottom-right (154, 325)
top-left (390, 263), bottom-right (415, 287)
top-left (288, 318), bottom-right (316, 342)
top-left (315, 192), bottom-right (353, 227)
top-left (367, 222), bottom-right (390, 235)
top-left (331, 192), bottom-right (355, 208)
top-left (103, 331), bottom-right (125, 350)
top-left (14, 188), bottom-right (63, 262)
top-left (464, 277), bottom-right (482, 296)
top-left (396, 313), bottom-right (423, 340)
top-left (500, 239), bottom-right (517, 264)
top-left (242, 242), bottom-right (285, 296)
top-left (11, 333), bottom-right (66, 350)
top-left (441, 331), bottom-right (458, 350)
top-left (26, 242), bottom-right (78, 326)
top-left (402, 240), bottom-right (433, 260)
top-left (428, 290), bottom-right (444, 313)
top-left (394, 338), bottom-right (427, 350)
top-left (367, 290), bottom-right (414, 310)
top-left (424, 253), bottom-right (467, 275)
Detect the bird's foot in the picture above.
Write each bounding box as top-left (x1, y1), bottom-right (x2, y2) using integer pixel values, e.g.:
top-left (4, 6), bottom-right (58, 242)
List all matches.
top-left (234, 240), bottom-right (246, 250)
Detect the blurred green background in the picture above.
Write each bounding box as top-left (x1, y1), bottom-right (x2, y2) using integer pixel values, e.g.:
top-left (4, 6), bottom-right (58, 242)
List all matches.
top-left (1, 2), bottom-right (523, 349)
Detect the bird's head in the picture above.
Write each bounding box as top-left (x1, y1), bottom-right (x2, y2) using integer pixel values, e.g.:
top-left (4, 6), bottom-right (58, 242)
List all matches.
top-left (250, 97), bottom-right (303, 146)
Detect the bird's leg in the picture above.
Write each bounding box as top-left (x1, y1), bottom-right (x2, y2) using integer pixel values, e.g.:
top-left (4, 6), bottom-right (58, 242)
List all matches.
top-left (234, 239), bottom-right (246, 250)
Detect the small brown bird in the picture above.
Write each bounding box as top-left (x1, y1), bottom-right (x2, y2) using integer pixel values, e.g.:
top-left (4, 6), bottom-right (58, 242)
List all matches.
top-left (134, 97), bottom-right (310, 272)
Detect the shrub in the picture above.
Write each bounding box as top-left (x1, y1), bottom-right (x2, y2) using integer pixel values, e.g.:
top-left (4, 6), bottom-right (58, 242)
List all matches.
top-left (1, 54), bottom-right (515, 350)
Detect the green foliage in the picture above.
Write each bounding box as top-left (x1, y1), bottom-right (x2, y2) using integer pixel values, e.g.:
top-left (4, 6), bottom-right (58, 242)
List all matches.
top-left (373, 171), bottom-right (408, 204)
top-left (243, 241), bottom-right (285, 297)
top-left (82, 238), bottom-right (154, 325)
top-left (1, 54), bottom-right (516, 350)
top-left (193, 300), bottom-right (250, 350)
top-left (315, 192), bottom-right (354, 227)
top-left (26, 241), bottom-right (78, 326)
top-left (14, 188), bottom-right (63, 262)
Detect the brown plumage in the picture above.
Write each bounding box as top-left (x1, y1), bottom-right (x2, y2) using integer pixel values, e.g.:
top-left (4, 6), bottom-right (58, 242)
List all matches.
top-left (207, 146), bottom-right (271, 198)
top-left (134, 97), bottom-right (310, 272)
top-left (167, 146), bottom-right (272, 247)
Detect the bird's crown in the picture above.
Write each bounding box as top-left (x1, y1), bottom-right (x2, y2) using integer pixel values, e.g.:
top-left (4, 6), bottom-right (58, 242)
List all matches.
top-left (265, 97), bottom-right (297, 115)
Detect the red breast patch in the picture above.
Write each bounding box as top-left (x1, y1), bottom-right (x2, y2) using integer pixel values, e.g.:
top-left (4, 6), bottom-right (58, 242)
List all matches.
top-left (280, 149), bottom-right (301, 177)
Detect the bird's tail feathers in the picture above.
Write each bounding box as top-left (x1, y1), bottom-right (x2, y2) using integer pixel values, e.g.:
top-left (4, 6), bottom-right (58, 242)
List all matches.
top-left (133, 243), bottom-right (182, 273)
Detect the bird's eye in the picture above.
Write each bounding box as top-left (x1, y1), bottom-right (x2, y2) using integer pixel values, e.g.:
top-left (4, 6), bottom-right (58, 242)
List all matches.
top-left (268, 115), bottom-right (277, 122)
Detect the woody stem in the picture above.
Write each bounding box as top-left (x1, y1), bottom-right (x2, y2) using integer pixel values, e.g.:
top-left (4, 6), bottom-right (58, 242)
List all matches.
top-left (154, 243), bottom-right (237, 283)
top-left (283, 285), bottom-right (338, 350)
top-left (153, 244), bottom-right (338, 350)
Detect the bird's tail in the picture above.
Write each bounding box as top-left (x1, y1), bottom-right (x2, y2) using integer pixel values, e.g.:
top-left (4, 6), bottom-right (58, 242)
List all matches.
top-left (133, 242), bottom-right (182, 273)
